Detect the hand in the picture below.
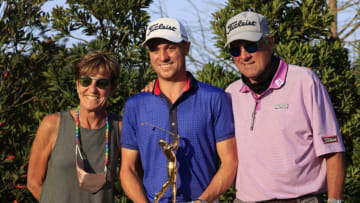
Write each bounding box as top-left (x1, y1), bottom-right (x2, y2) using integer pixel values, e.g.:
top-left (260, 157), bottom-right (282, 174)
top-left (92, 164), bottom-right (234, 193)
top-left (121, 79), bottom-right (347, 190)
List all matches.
top-left (192, 198), bottom-right (206, 203)
top-left (141, 80), bottom-right (156, 92)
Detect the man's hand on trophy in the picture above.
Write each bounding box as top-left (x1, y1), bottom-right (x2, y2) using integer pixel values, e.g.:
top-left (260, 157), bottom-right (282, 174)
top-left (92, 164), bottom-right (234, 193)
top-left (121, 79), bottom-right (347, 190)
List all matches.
top-left (193, 198), bottom-right (207, 203)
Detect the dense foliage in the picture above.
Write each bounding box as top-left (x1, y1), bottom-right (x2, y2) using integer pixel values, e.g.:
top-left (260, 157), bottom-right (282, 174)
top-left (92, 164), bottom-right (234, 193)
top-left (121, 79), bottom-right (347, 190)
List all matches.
top-left (205, 0), bottom-right (360, 201)
top-left (1, 0), bottom-right (359, 202)
top-left (0, 0), bottom-right (154, 202)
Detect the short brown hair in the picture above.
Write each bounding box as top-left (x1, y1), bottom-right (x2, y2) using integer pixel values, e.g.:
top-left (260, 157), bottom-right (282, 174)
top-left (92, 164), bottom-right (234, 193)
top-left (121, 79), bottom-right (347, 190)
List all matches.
top-left (75, 51), bottom-right (120, 89)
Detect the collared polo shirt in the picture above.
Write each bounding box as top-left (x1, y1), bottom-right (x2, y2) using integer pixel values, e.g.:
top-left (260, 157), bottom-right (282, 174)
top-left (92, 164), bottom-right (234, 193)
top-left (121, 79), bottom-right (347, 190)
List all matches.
top-left (122, 73), bottom-right (234, 202)
top-left (226, 58), bottom-right (345, 202)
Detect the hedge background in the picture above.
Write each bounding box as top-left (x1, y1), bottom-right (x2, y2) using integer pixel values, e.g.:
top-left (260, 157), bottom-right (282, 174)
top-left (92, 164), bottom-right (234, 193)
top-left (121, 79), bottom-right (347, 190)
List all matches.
top-left (1, 0), bottom-right (359, 202)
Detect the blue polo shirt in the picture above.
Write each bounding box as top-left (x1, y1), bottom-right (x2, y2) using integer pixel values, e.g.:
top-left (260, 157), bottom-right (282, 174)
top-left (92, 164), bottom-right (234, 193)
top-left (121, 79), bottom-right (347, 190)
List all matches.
top-left (121, 73), bottom-right (234, 202)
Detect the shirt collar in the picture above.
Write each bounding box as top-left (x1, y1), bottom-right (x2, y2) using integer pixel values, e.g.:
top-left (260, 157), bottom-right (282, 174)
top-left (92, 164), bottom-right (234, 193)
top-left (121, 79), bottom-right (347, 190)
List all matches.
top-left (240, 58), bottom-right (288, 93)
top-left (153, 71), bottom-right (198, 95)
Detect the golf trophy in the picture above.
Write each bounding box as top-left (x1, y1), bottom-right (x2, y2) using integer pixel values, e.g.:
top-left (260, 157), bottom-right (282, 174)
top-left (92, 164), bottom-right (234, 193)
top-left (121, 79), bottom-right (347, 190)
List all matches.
top-left (141, 122), bottom-right (180, 203)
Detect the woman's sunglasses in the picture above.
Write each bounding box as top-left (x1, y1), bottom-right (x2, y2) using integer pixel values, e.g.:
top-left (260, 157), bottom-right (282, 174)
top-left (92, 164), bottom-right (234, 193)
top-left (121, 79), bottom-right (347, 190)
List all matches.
top-left (229, 42), bottom-right (260, 57)
top-left (79, 76), bottom-right (110, 89)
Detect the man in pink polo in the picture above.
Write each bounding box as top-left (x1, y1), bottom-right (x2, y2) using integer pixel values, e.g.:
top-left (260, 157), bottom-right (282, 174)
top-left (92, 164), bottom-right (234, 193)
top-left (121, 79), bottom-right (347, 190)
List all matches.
top-left (225, 11), bottom-right (346, 203)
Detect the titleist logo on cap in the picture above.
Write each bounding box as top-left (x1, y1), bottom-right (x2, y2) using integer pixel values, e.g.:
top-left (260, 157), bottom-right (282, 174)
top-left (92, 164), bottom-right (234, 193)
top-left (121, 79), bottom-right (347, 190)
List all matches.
top-left (227, 20), bottom-right (257, 34)
top-left (142, 17), bottom-right (190, 46)
top-left (224, 12), bottom-right (270, 47)
top-left (148, 23), bottom-right (177, 36)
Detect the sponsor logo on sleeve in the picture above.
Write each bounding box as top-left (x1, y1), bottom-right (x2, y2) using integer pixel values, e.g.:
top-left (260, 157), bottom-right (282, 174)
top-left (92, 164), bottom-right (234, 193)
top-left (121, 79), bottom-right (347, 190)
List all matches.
top-left (322, 135), bottom-right (339, 144)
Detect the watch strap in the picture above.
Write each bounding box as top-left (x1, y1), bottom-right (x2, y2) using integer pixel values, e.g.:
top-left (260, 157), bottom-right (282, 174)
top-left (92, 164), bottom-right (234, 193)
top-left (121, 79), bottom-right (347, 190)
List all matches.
top-left (328, 198), bottom-right (345, 203)
top-left (195, 198), bottom-right (207, 203)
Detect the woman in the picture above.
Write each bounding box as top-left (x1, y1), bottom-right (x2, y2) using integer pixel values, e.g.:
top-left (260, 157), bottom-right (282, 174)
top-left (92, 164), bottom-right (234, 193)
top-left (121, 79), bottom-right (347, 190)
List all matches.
top-left (27, 51), bottom-right (121, 202)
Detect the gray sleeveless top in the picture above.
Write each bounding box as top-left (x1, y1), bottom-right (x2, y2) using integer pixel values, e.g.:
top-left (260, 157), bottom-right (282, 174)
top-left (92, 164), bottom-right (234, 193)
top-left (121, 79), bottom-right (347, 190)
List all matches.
top-left (40, 111), bottom-right (120, 203)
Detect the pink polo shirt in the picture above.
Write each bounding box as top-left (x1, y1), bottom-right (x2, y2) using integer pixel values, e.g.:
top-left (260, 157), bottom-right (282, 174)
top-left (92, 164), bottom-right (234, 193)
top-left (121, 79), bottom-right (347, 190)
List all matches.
top-left (226, 59), bottom-right (345, 202)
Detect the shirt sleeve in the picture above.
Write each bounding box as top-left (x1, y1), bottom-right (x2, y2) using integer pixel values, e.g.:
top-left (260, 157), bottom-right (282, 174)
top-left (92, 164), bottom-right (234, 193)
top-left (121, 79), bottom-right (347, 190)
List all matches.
top-left (121, 98), bottom-right (139, 150)
top-left (213, 90), bottom-right (235, 143)
top-left (310, 72), bottom-right (345, 156)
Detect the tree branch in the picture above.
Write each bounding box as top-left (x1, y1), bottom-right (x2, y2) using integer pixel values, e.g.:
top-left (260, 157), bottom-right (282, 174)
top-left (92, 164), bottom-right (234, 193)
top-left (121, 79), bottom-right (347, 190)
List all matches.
top-left (68, 34), bottom-right (89, 43)
top-left (338, 0), bottom-right (359, 12)
top-left (338, 14), bottom-right (358, 36)
top-left (341, 22), bottom-right (360, 41)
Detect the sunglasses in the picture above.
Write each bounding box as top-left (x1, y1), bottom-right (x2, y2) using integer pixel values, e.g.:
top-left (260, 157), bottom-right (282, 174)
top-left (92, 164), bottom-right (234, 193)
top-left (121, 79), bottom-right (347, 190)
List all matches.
top-left (229, 42), bottom-right (260, 57)
top-left (79, 76), bottom-right (110, 89)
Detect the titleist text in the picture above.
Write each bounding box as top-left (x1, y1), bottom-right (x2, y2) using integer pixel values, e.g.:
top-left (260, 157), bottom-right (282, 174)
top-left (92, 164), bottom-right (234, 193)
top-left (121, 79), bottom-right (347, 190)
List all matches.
top-left (148, 23), bottom-right (177, 36)
top-left (227, 20), bottom-right (256, 34)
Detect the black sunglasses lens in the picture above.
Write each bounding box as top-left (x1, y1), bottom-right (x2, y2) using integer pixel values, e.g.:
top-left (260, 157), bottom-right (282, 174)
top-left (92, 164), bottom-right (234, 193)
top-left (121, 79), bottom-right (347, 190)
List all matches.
top-left (229, 47), bottom-right (241, 57)
top-left (229, 43), bottom-right (259, 57)
top-left (79, 76), bottom-right (109, 89)
top-left (79, 76), bottom-right (92, 87)
top-left (244, 43), bottom-right (258, 53)
top-left (96, 79), bottom-right (109, 89)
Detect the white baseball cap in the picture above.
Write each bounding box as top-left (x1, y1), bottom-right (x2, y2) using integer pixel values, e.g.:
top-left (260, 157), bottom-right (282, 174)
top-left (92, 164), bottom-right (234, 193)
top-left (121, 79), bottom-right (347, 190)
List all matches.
top-left (224, 11), bottom-right (270, 47)
top-left (142, 17), bottom-right (190, 46)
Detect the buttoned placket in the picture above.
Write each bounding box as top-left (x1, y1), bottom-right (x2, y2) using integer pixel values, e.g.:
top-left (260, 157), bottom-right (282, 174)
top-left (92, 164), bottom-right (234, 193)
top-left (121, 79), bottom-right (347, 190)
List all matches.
top-left (249, 90), bottom-right (269, 132)
top-left (250, 99), bottom-right (259, 131)
top-left (159, 93), bottom-right (179, 137)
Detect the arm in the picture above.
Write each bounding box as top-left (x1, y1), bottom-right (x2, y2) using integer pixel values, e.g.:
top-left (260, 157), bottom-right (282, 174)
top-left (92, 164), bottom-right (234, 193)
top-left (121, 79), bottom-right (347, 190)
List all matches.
top-left (120, 148), bottom-right (149, 203)
top-left (309, 74), bottom-right (346, 200)
top-left (197, 137), bottom-right (238, 203)
top-left (118, 120), bottom-right (122, 151)
top-left (27, 113), bottom-right (59, 201)
top-left (325, 152), bottom-right (345, 200)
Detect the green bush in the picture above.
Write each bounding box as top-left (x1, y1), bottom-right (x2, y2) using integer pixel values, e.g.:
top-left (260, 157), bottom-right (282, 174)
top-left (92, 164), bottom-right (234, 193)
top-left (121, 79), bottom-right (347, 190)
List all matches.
top-left (208, 0), bottom-right (360, 201)
top-left (0, 0), bottom-right (153, 202)
top-left (1, 0), bottom-right (359, 202)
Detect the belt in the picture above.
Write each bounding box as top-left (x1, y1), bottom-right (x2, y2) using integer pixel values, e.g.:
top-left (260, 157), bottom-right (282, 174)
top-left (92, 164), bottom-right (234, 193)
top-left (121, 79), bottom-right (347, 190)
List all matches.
top-left (258, 194), bottom-right (323, 203)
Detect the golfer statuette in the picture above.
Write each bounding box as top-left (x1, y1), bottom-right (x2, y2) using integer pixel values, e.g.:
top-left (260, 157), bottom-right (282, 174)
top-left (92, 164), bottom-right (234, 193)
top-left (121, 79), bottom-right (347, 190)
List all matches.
top-left (141, 122), bottom-right (179, 203)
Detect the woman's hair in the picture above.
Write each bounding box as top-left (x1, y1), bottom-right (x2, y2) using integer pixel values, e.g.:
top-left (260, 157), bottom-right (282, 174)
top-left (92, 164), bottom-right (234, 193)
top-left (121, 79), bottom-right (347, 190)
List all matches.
top-left (75, 51), bottom-right (120, 89)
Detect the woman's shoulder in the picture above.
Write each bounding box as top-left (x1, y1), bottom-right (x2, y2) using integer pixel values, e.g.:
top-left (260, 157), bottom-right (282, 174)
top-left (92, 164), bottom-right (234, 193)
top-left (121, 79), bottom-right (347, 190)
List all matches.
top-left (40, 112), bottom-right (61, 130)
top-left (35, 112), bottom-right (61, 151)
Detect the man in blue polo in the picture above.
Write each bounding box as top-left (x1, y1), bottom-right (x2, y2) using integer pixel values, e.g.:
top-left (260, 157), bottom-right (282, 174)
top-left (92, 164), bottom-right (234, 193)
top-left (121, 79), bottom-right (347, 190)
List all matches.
top-left (120, 17), bottom-right (238, 203)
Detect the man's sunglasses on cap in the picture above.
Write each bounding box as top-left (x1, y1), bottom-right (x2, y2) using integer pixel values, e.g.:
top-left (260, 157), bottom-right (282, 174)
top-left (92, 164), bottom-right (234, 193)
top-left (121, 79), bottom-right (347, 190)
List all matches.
top-left (229, 42), bottom-right (260, 57)
top-left (79, 76), bottom-right (110, 89)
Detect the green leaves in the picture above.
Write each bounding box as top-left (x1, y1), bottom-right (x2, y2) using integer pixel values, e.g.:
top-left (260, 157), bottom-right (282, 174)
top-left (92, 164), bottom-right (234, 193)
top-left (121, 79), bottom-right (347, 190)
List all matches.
top-left (1, 0), bottom-right (153, 202)
top-left (211, 0), bottom-right (360, 201)
top-left (196, 63), bottom-right (239, 90)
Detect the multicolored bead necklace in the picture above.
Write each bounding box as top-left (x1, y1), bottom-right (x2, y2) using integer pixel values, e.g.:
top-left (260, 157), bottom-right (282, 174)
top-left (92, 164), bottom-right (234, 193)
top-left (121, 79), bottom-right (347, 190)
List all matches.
top-left (76, 106), bottom-right (109, 172)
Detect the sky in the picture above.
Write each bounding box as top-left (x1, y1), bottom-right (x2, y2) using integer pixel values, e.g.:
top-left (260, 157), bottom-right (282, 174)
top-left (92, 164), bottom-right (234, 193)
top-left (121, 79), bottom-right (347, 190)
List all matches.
top-left (41, 0), bottom-right (227, 72)
top-left (336, 2), bottom-right (360, 61)
top-left (40, 0), bottom-right (359, 67)
top-left (147, 0), bottom-right (228, 71)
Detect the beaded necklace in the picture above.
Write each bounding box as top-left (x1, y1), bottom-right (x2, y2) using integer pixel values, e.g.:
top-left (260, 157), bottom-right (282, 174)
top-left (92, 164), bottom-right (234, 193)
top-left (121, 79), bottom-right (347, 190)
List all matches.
top-left (76, 106), bottom-right (109, 172)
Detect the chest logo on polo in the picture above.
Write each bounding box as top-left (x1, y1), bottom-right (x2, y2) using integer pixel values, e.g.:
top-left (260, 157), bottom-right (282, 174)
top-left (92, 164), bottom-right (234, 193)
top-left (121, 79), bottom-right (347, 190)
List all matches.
top-left (274, 104), bottom-right (288, 109)
top-left (275, 78), bottom-right (284, 87)
top-left (322, 135), bottom-right (338, 144)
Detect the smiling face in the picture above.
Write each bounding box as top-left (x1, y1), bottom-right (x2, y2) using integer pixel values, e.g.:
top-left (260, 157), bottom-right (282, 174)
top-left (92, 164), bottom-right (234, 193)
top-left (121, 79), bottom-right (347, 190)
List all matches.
top-left (231, 35), bottom-right (274, 84)
top-left (146, 38), bottom-right (190, 82)
top-left (76, 72), bottom-right (112, 113)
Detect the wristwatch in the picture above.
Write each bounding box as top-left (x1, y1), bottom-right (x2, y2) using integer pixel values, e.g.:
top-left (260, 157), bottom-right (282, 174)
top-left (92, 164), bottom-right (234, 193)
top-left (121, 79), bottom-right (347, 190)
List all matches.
top-left (327, 198), bottom-right (345, 203)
